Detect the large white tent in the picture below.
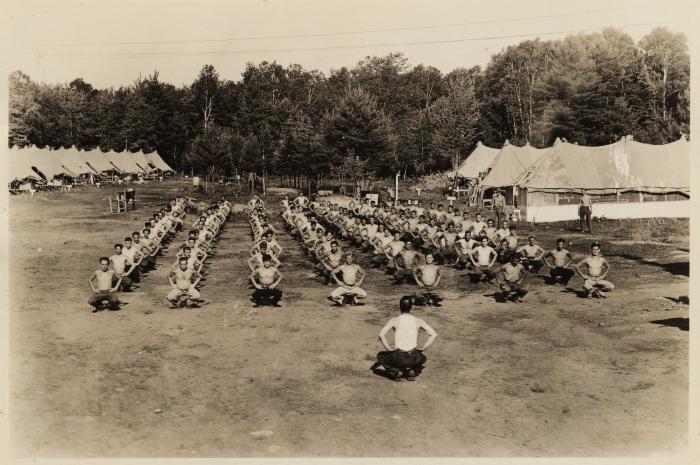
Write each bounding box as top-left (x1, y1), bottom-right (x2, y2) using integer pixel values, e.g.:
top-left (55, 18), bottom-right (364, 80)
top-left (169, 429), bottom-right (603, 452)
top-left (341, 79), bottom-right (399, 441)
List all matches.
top-left (144, 151), bottom-right (174, 172)
top-left (480, 141), bottom-right (550, 189)
top-left (54, 146), bottom-right (97, 176)
top-left (516, 136), bottom-right (690, 222)
top-left (451, 142), bottom-right (500, 180)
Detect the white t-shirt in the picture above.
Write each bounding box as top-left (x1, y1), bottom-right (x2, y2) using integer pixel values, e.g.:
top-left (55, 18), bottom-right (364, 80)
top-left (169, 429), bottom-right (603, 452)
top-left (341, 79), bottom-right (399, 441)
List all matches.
top-left (394, 314), bottom-right (419, 351)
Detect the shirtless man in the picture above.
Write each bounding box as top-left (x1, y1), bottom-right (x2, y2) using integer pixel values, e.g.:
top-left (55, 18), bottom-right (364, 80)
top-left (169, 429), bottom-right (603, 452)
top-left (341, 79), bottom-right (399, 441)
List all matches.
top-left (371, 296), bottom-right (438, 380)
top-left (414, 253), bottom-right (443, 306)
top-left (393, 241), bottom-right (422, 284)
top-left (505, 225), bottom-right (519, 250)
top-left (496, 253), bottom-right (529, 302)
top-left (371, 228), bottom-right (394, 266)
top-left (483, 219), bottom-right (498, 244)
top-left (455, 231), bottom-right (477, 269)
top-left (576, 242), bottom-right (614, 298)
top-left (517, 235), bottom-right (545, 273)
top-left (384, 232), bottom-right (406, 271)
top-left (121, 237), bottom-right (143, 283)
top-left (88, 257), bottom-right (121, 311)
top-left (250, 254), bottom-right (283, 307)
top-left (330, 253), bottom-right (367, 306)
top-left (496, 238), bottom-right (515, 265)
top-left (420, 218), bottom-right (439, 252)
top-left (544, 238), bottom-right (575, 285)
top-left (437, 223), bottom-right (459, 266)
top-left (167, 256), bottom-right (202, 308)
top-left (109, 244), bottom-right (133, 291)
top-left (495, 220), bottom-right (511, 243)
top-left (469, 236), bottom-right (498, 283)
top-left (294, 192), bottom-right (310, 209)
top-left (248, 194), bottom-right (264, 210)
top-left (471, 213), bottom-right (487, 236)
top-left (319, 241), bottom-right (344, 284)
top-left (249, 243), bottom-right (281, 271)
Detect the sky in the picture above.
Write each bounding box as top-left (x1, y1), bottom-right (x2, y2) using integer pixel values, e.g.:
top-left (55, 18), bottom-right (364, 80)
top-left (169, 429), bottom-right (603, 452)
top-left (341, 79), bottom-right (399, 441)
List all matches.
top-left (5, 0), bottom-right (694, 89)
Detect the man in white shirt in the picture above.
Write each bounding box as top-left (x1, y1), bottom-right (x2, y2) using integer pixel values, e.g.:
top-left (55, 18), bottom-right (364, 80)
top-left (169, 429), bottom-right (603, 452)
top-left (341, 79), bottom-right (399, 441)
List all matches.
top-left (372, 296), bottom-right (438, 381)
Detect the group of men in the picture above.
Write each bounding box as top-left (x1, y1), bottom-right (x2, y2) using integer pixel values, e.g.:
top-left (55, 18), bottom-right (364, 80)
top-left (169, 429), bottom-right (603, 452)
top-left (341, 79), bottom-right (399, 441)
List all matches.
top-left (285, 194), bottom-right (614, 301)
top-left (88, 197), bottom-right (189, 311)
top-left (247, 195), bottom-right (284, 307)
top-left (166, 197), bottom-right (231, 308)
top-left (283, 194), bottom-right (376, 306)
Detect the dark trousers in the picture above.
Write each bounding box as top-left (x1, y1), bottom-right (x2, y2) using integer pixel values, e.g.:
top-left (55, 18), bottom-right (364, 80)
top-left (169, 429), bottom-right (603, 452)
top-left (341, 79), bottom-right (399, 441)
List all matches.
top-left (550, 267), bottom-right (575, 285)
top-left (522, 258), bottom-right (544, 273)
top-left (252, 288), bottom-right (282, 306)
top-left (88, 292), bottom-right (119, 309)
top-left (118, 275), bottom-right (132, 291)
top-left (579, 206), bottom-right (592, 233)
top-left (494, 206), bottom-right (504, 227)
top-left (377, 349), bottom-right (426, 372)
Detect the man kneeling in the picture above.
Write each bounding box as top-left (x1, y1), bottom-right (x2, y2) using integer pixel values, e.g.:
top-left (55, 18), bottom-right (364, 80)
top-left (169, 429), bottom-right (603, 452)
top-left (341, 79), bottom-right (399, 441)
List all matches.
top-left (372, 296), bottom-right (437, 380)
top-left (330, 253), bottom-right (367, 306)
top-left (250, 254), bottom-right (283, 307)
top-left (167, 257), bottom-right (202, 308)
top-left (496, 253), bottom-right (528, 302)
top-left (88, 257), bottom-right (122, 312)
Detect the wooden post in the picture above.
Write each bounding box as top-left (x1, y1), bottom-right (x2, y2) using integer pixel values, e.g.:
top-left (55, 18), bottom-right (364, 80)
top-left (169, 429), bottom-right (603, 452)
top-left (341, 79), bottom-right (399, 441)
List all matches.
top-left (394, 172), bottom-right (399, 207)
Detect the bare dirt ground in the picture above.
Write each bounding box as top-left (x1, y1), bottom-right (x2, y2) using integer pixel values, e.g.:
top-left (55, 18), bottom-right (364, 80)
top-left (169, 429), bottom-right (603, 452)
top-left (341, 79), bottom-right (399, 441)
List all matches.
top-left (8, 181), bottom-right (689, 457)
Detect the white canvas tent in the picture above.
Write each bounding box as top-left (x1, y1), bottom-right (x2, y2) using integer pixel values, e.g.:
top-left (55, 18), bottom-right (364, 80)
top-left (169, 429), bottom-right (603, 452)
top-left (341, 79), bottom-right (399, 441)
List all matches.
top-left (516, 136), bottom-right (689, 222)
top-left (8, 151), bottom-right (42, 182)
top-left (132, 150), bottom-right (155, 174)
top-left (20, 148), bottom-right (76, 181)
top-left (54, 147), bottom-right (96, 176)
top-left (105, 150), bottom-right (146, 174)
top-left (451, 142), bottom-right (500, 180)
top-left (79, 149), bottom-right (116, 174)
top-left (480, 141), bottom-right (550, 188)
top-left (144, 151), bottom-right (174, 172)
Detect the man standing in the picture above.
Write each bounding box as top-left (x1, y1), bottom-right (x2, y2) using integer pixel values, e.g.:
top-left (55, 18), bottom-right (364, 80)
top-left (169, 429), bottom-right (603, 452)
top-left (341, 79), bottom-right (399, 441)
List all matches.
top-left (492, 189), bottom-right (506, 227)
top-left (576, 242), bottom-right (614, 298)
top-left (579, 189), bottom-right (593, 233)
top-left (372, 296), bottom-right (438, 381)
top-left (88, 257), bottom-right (122, 312)
top-left (544, 238), bottom-right (575, 285)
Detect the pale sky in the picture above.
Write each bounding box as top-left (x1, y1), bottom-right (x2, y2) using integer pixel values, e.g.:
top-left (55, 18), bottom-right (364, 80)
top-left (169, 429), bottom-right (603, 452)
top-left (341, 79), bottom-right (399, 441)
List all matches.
top-left (5, 0), bottom-right (693, 89)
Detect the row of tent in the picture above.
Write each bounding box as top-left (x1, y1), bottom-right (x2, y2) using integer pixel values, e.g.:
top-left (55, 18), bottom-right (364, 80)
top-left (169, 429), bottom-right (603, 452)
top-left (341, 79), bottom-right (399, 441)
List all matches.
top-left (451, 135), bottom-right (690, 195)
top-left (7, 146), bottom-right (174, 182)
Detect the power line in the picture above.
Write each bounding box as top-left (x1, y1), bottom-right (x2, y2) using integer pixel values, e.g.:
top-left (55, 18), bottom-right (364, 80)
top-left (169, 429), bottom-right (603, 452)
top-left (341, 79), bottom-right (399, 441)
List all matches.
top-left (45, 2), bottom-right (657, 47)
top-left (39, 20), bottom-right (680, 60)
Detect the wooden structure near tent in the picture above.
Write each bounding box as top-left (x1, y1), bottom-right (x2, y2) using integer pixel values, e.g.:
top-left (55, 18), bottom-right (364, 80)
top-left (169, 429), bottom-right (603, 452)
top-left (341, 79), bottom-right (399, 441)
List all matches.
top-left (109, 188), bottom-right (136, 214)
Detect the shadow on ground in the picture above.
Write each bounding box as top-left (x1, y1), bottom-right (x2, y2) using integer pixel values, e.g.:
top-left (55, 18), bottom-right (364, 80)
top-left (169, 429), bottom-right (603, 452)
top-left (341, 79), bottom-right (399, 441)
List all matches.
top-left (650, 317), bottom-right (688, 331)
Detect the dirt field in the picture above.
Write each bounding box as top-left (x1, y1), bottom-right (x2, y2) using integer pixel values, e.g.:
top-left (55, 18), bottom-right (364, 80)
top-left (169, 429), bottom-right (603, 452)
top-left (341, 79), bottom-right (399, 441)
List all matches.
top-left (8, 181), bottom-right (689, 457)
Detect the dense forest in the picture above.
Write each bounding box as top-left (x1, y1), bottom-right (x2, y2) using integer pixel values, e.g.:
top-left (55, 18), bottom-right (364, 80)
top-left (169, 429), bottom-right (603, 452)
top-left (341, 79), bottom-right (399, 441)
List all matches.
top-left (8, 27), bottom-right (689, 179)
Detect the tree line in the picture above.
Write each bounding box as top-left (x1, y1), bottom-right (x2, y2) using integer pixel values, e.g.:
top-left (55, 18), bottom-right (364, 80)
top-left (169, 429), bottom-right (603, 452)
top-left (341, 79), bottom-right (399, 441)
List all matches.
top-left (8, 27), bottom-right (689, 180)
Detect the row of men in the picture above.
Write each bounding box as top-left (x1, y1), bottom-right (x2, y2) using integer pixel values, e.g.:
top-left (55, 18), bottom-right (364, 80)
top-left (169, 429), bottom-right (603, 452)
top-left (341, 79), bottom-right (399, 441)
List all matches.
top-left (166, 198), bottom-right (232, 308)
top-left (246, 201), bottom-right (284, 307)
top-left (283, 194), bottom-right (614, 300)
top-left (87, 197), bottom-right (189, 311)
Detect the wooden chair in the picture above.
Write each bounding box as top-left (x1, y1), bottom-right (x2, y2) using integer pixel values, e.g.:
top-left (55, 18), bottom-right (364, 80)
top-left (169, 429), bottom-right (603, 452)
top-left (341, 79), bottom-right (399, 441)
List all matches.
top-left (109, 191), bottom-right (128, 213)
